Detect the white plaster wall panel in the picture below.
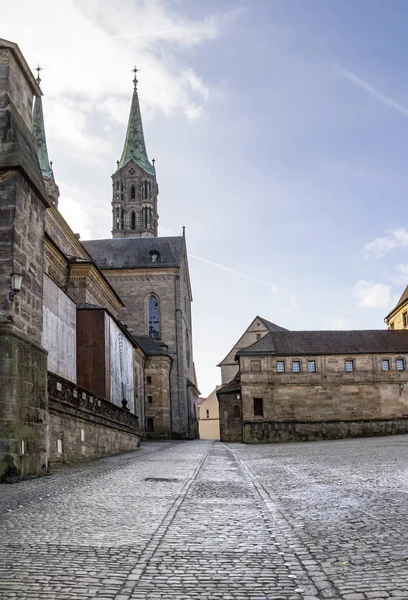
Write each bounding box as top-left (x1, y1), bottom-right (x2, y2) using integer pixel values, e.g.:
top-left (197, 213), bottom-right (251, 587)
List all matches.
top-left (42, 274), bottom-right (76, 382)
top-left (109, 318), bottom-right (134, 412)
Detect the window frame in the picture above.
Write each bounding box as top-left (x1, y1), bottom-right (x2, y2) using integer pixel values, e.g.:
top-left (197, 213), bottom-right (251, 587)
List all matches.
top-left (276, 360), bottom-right (285, 373)
top-left (147, 395), bottom-right (153, 404)
top-left (146, 417), bottom-right (154, 433)
top-left (403, 311), bottom-right (408, 327)
top-left (345, 359), bottom-right (354, 372)
top-left (381, 359), bottom-right (390, 371)
top-left (307, 360), bottom-right (316, 373)
top-left (253, 397), bottom-right (264, 417)
top-left (148, 295), bottom-right (160, 339)
top-left (396, 358), bottom-right (405, 371)
top-left (292, 360), bottom-right (301, 373)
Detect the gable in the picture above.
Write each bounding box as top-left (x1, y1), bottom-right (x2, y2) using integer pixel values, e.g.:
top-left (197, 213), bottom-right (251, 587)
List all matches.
top-left (218, 316), bottom-right (285, 366)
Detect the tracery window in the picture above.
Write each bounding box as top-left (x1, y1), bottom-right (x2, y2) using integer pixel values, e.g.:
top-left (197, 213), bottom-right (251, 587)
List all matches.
top-left (148, 296), bottom-right (160, 339)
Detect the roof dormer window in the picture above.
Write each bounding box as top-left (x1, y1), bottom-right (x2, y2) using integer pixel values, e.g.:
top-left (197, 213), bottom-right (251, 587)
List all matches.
top-left (150, 251), bottom-right (160, 263)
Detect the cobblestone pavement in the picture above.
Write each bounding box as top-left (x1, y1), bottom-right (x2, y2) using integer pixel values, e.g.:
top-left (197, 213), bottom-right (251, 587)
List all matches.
top-left (1, 437), bottom-right (408, 599)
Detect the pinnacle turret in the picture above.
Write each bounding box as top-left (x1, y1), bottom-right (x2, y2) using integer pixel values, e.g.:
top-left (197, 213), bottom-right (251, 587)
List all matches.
top-left (31, 67), bottom-right (59, 207)
top-left (32, 67), bottom-right (53, 179)
top-left (118, 68), bottom-right (155, 175)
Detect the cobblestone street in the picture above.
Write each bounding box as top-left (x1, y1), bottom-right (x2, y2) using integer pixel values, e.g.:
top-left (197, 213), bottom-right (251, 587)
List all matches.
top-left (1, 437), bottom-right (408, 600)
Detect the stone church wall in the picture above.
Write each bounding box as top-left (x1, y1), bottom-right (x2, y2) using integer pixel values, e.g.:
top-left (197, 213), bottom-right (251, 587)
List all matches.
top-left (42, 274), bottom-right (76, 382)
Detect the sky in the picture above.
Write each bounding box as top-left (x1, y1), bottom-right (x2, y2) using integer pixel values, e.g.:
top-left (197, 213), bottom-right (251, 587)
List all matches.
top-left (2, 0), bottom-right (408, 396)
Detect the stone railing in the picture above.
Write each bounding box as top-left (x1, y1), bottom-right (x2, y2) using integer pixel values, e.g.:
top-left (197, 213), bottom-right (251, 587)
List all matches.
top-left (48, 372), bottom-right (140, 434)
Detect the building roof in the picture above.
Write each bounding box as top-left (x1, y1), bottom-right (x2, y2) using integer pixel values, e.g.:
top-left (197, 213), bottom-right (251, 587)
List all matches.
top-left (217, 374), bottom-right (241, 395)
top-left (32, 91), bottom-right (53, 179)
top-left (117, 76), bottom-right (155, 175)
top-left (236, 329), bottom-right (408, 357)
top-left (385, 284), bottom-right (408, 321)
top-left (82, 237), bottom-right (185, 270)
top-left (259, 317), bottom-right (288, 332)
top-left (134, 335), bottom-right (170, 357)
top-left (197, 397), bottom-right (206, 406)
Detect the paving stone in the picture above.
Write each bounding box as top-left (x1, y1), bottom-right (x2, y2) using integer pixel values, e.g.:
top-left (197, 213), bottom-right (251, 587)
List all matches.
top-left (1, 437), bottom-right (408, 598)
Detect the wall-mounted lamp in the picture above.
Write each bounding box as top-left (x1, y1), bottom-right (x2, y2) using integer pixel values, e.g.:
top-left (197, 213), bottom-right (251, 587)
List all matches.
top-left (8, 272), bottom-right (23, 302)
top-left (236, 393), bottom-right (241, 400)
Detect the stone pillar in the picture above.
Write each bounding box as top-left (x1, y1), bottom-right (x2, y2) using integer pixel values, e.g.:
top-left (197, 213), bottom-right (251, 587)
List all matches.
top-left (0, 39), bottom-right (50, 480)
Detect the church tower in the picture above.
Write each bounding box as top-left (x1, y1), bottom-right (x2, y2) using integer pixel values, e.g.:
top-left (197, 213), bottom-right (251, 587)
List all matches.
top-left (112, 68), bottom-right (158, 238)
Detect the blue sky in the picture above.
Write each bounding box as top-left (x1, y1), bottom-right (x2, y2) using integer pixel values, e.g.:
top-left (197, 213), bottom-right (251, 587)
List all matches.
top-left (2, 0), bottom-right (408, 395)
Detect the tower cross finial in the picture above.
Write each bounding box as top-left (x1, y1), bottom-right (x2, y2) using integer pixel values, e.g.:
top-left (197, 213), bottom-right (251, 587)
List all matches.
top-left (132, 65), bottom-right (139, 89)
top-left (35, 63), bottom-right (43, 84)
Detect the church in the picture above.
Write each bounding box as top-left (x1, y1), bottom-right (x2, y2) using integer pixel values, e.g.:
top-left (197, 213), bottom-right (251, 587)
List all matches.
top-left (0, 38), bottom-right (198, 481)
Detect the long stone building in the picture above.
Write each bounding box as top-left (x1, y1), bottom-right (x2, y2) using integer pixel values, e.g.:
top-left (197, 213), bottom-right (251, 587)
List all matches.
top-left (217, 319), bottom-right (408, 443)
top-left (0, 38), bottom-right (198, 481)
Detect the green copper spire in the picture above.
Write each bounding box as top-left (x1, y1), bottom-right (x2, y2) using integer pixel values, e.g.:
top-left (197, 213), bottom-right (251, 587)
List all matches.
top-left (32, 66), bottom-right (53, 179)
top-left (118, 67), bottom-right (155, 175)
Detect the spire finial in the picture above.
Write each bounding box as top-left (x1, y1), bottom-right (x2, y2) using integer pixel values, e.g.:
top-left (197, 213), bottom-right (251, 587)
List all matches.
top-left (132, 65), bottom-right (139, 89)
top-left (35, 63), bottom-right (43, 84)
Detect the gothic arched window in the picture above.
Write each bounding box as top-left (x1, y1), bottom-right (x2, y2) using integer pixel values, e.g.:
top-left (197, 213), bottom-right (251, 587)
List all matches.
top-left (120, 208), bottom-right (124, 229)
top-left (131, 211), bottom-right (136, 230)
top-left (130, 185), bottom-right (136, 200)
top-left (148, 296), bottom-right (160, 339)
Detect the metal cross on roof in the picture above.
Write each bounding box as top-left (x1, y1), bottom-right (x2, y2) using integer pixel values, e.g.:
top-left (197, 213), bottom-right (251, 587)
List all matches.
top-left (132, 65), bottom-right (139, 89)
top-left (35, 63), bottom-right (43, 84)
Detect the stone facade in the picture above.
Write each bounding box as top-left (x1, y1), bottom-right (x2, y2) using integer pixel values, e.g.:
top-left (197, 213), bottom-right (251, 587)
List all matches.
top-left (218, 323), bottom-right (408, 444)
top-left (95, 262), bottom-right (196, 439)
top-left (48, 372), bottom-right (140, 464)
top-left (144, 355), bottom-right (172, 438)
top-left (0, 40), bottom-right (50, 480)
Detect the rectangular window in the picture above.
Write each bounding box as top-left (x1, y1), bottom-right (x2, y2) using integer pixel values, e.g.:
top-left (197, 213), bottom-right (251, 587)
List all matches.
top-left (345, 360), bottom-right (354, 372)
top-left (292, 361), bottom-right (301, 373)
top-left (146, 376), bottom-right (152, 385)
top-left (390, 323), bottom-right (395, 330)
top-left (277, 361), bottom-right (285, 373)
top-left (147, 395), bottom-right (153, 404)
top-left (396, 358), bottom-right (405, 371)
top-left (146, 418), bottom-right (154, 432)
top-left (251, 360), bottom-right (261, 372)
top-left (256, 333), bottom-right (262, 340)
top-left (307, 360), bottom-right (316, 373)
top-left (404, 312), bottom-right (408, 327)
top-left (253, 397), bottom-right (264, 416)
top-left (206, 409), bottom-right (209, 419)
top-left (382, 359), bottom-right (390, 371)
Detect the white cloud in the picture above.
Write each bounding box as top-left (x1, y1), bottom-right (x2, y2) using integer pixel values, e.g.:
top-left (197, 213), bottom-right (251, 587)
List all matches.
top-left (394, 263), bottom-right (408, 284)
top-left (0, 0), bottom-right (233, 160)
top-left (364, 228), bottom-right (408, 258)
top-left (59, 195), bottom-right (93, 241)
top-left (334, 64), bottom-right (408, 119)
top-left (353, 279), bottom-right (392, 308)
top-left (325, 317), bottom-right (350, 330)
